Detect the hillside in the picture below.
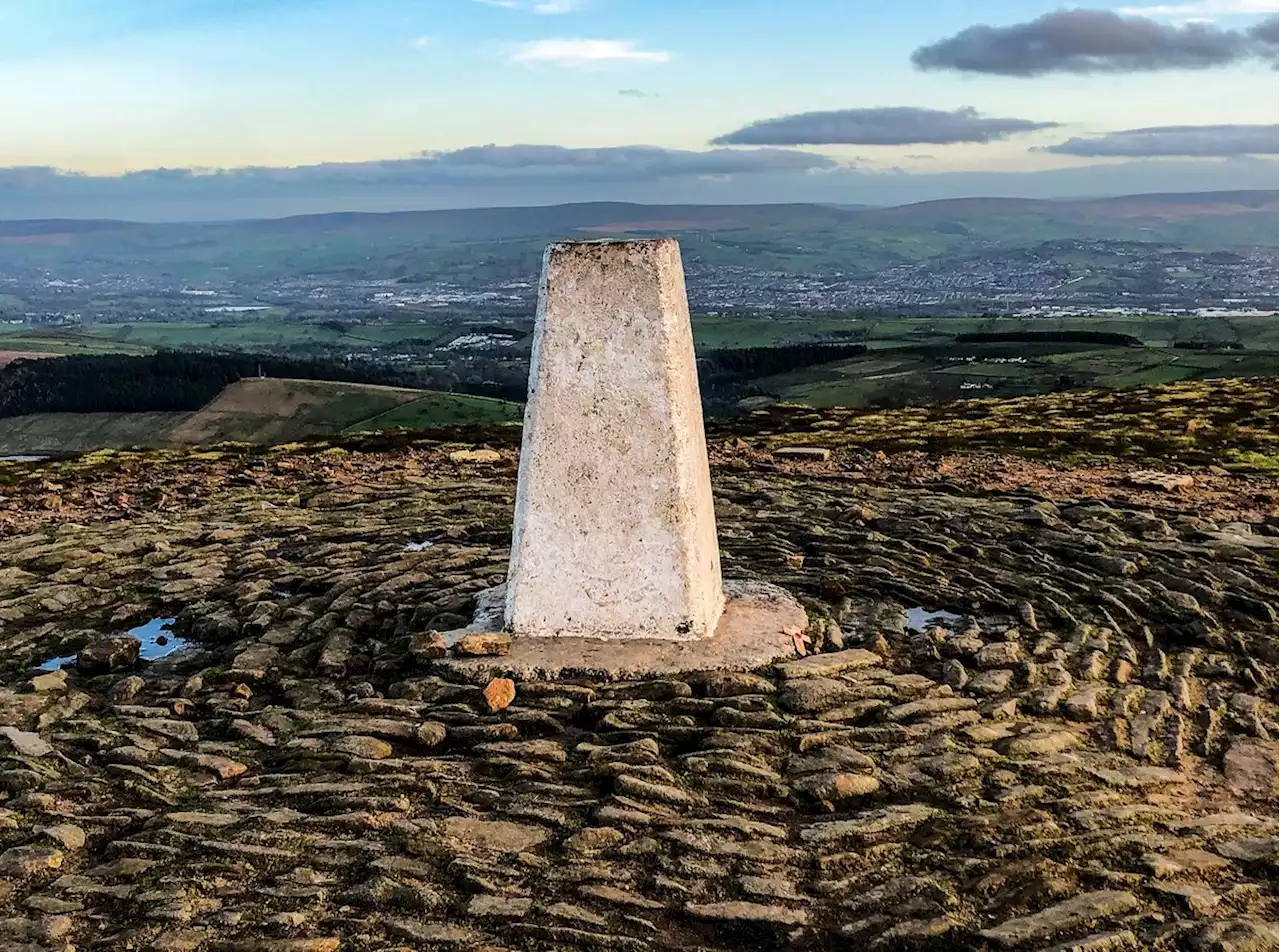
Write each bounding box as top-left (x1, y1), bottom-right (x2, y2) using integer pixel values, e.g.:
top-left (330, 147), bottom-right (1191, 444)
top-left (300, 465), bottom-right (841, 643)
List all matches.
top-left (1, 191), bottom-right (1274, 284)
top-left (0, 377), bottom-right (522, 454)
top-left (0, 377), bottom-right (1274, 951)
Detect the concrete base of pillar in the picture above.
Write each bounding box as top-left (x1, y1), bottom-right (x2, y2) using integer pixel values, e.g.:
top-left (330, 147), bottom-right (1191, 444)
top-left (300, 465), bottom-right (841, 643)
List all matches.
top-left (435, 579), bottom-right (805, 682)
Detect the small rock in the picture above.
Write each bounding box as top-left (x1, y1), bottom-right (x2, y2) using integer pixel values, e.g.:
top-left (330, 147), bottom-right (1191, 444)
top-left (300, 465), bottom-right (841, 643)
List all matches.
top-left (1223, 739), bottom-right (1278, 801)
top-left (979, 891), bottom-right (1139, 948)
top-left (685, 900), bottom-right (808, 925)
top-left (37, 825), bottom-right (85, 850)
top-left (0, 728), bottom-right (53, 759)
top-left (776, 648), bottom-right (881, 679)
top-left (564, 827), bottom-right (624, 854)
top-left (794, 771), bottom-right (880, 801)
top-left (976, 642), bottom-right (1022, 669)
top-left (482, 678), bottom-right (516, 713)
top-left (772, 447), bottom-right (830, 462)
top-left (449, 449), bottom-right (502, 464)
top-left (1191, 918), bottom-right (1277, 952)
top-left (0, 846), bottom-right (63, 879)
top-left (27, 670), bottom-right (67, 693)
top-left (409, 631), bottom-right (447, 661)
top-left (416, 721), bottom-right (447, 747)
top-left (454, 632), bottom-right (511, 657)
top-left (1128, 471), bottom-right (1194, 492)
top-left (76, 635), bottom-right (141, 673)
top-left (332, 735), bottom-right (394, 760)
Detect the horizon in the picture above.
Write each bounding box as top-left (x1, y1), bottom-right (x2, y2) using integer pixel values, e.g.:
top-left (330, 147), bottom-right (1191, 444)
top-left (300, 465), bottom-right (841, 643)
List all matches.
top-left (1, 186), bottom-right (1278, 227)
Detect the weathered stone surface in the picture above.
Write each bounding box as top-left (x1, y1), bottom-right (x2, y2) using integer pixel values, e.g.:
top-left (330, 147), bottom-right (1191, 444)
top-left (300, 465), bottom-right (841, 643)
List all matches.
top-left (685, 901), bottom-right (808, 925)
top-left (1223, 739), bottom-right (1278, 801)
top-left (505, 238), bottom-right (724, 641)
top-left (481, 677), bottom-right (516, 713)
top-left (453, 632), bottom-right (511, 657)
top-left (0, 378), bottom-right (1274, 952)
top-left (76, 635), bottom-right (141, 672)
top-left (979, 891), bottom-right (1140, 948)
top-left (776, 648), bottom-right (881, 679)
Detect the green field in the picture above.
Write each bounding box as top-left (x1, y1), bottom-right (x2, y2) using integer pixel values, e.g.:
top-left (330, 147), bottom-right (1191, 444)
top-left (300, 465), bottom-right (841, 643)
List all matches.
top-left (0, 377), bottom-right (524, 455)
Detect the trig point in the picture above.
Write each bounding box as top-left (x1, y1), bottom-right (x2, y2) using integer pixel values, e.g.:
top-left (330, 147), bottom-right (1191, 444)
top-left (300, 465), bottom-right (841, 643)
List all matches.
top-left (507, 238), bottom-right (723, 641)
top-left (443, 238), bottom-right (805, 680)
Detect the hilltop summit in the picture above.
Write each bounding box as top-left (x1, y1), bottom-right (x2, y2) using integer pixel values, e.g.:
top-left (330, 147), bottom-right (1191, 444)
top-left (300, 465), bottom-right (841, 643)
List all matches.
top-left (0, 379), bottom-right (1275, 951)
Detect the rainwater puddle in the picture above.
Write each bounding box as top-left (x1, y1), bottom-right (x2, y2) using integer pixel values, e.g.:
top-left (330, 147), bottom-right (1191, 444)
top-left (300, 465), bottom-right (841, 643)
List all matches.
top-left (404, 540), bottom-right (435, 552)
top-left (133, 617), bottom-right (186, 660)
top-left (0, 455), bottom-right (47, 462)
top-left (37, 616), bottom-right (187, 671)
top-left (906, 607), bottom-right (963, 631)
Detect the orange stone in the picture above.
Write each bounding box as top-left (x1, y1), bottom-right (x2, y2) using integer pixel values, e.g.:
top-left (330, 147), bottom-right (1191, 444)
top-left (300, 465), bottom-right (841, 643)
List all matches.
top-left (482, 677), bottom-right (516, 713)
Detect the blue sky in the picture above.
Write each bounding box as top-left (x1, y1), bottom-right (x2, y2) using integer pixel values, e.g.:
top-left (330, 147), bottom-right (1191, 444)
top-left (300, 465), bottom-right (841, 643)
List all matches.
top-left (0, 0), bottom-right (1275, 216)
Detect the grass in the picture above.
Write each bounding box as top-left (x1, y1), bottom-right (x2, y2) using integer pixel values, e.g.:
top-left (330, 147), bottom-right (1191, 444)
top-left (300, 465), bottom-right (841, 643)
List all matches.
top-left (720, 377), bottom-right (1279, 473)
top-left (0, 377), bottom-right (525, 455)
top-left (0, 328), bottom-right (152, 356)
top-left (350, 392), bottom-right (523, 430)
top-left (0, 411), bottom-right (192, 455)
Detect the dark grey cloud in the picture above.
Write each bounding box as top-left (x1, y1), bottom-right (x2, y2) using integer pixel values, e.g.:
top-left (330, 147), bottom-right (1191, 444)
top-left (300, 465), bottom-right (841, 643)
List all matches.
top-left (1248, 15), bottom-right (1279, 47)
top-left (0, 155), bottom-right (1275, 221)
top-left (912, 9), bottom-right (1279, 76)
top-left (0, 146), bottom-right (838, 216)
top-left (425, 144), bottom-right (835, 179)
top-left (1044, 124), bottom-right (1279, 157)
top-left (711, 106), bottom-right (1059, 146)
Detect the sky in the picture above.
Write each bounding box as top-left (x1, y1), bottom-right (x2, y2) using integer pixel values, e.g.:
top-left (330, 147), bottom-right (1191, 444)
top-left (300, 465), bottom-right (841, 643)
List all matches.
top-left (0, 0), bottom-right (1276, 219)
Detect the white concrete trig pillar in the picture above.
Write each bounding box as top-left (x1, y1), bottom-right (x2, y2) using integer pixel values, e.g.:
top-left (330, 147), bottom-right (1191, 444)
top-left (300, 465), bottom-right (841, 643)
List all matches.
top-left (504, 238), bottom-right (724, 640)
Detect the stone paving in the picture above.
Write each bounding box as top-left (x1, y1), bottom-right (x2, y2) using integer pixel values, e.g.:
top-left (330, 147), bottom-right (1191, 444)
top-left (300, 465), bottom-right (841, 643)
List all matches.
top-left (0, 394), bottom-right (1275, 951)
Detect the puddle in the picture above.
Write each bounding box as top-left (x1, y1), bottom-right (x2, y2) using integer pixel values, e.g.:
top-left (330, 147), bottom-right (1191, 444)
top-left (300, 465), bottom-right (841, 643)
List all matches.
top-left (0, 455), bottom-right (47, 463)
top-left (404, 540), bottom-right (435, 552)
top-left (133, 617), bottom-right (186, 660)
top-left (906, 607), bottom-right (963, 631)
top-left (37, 616), bottom-right (187, 671)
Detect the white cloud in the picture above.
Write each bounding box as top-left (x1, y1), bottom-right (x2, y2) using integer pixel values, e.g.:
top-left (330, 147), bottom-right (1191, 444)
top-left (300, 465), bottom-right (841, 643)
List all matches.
top-left (534, 0), bottom-right (586, 12)
top-left (468, 0), bottom-right (584, 10)
top-left (410, 36), bottom-right (433, 49)
top-left (1118, 0), bottom-right (1276, 17)
top-left (509, 38), bottom-right (670, 66)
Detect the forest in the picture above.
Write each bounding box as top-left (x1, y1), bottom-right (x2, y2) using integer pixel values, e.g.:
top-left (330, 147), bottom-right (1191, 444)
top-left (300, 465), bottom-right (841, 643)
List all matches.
top-left (0, 352), bottom-right (412, 419)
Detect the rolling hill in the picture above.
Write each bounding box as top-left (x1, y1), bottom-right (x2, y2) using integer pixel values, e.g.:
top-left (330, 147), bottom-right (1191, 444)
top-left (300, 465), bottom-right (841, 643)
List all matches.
top-left (1, 191), bottom-right (1273, 283)
top-left (0, 377), bottom-right (523, 455)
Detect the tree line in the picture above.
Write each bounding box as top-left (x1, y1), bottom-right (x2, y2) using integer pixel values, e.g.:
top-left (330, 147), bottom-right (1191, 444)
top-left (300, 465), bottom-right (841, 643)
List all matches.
top-left (0, 351), bottom-right (413, 419)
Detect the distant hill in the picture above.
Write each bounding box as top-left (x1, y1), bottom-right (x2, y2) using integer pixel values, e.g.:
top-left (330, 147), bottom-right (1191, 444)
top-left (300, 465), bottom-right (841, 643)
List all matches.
top-left (0, 191), bottom-right (1273, 283)
top-left (0, 377), bottom-right (522, 455)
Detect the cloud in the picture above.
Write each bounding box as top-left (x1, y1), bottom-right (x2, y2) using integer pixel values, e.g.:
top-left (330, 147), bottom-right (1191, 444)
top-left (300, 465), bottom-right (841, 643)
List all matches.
top-left (410, 36), bottom-right (432, 49)
top-left (1247, 14), bottom-right (1279, 44)
top-left (1119, 0), bottom-right (1276, 16)
top-left (470, 0), bottom-right (584, 10)
top-left (0, 146), bottom-right (836, 203)
top-left (617, 87), bottom-right (655, 97)
top-left (911, 9), bottom-right (1279, 75)
top-left (509, 38), bottom-right (669, 66)
top-left (2, 154), bottom-right (1276, 221)
top-left (1043, 123), bottom-right (1279, 156)
top-left (427, 144), bottom-right (836, 179)
top-left (711, 106), bottom-right (1060, 146)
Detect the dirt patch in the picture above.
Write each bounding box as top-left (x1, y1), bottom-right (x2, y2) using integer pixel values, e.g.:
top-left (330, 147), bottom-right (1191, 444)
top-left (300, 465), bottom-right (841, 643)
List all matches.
top-left (0, 350), bottom-right (56, 367)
